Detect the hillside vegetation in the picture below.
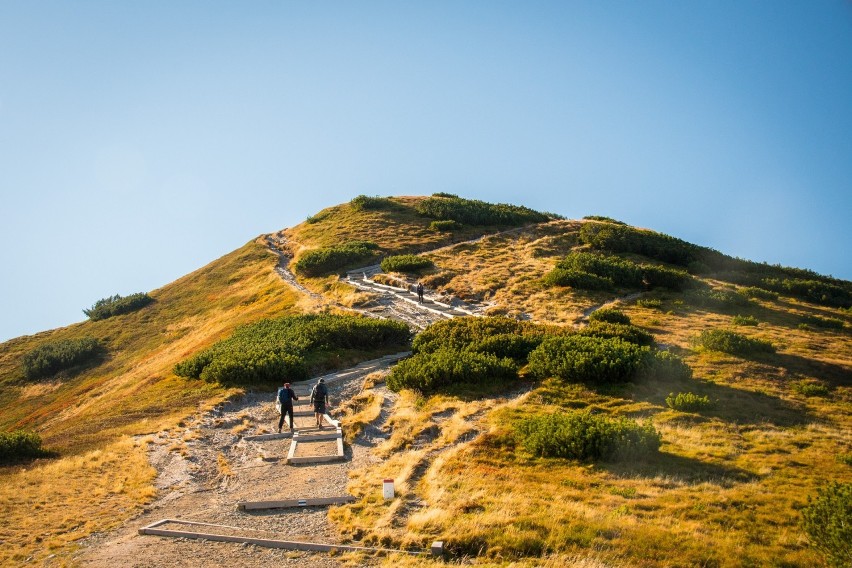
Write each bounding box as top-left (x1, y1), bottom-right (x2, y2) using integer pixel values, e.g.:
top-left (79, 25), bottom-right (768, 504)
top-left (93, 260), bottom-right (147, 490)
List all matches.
top-left (2, 195), bottom-right (851, 567)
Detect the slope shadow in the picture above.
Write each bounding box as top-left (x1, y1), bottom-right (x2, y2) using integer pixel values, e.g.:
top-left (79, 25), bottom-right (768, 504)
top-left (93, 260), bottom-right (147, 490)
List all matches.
top-left (599, 451), bottom-right (756, 486)
top-left (764, 352), bottom-right (852, 387)
top-left (628, 375), bottom-right (811, 427)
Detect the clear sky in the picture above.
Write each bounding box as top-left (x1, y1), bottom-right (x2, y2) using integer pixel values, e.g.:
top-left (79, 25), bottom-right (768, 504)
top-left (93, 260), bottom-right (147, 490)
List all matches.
top-left (1, 1), bottom-right (851, 342)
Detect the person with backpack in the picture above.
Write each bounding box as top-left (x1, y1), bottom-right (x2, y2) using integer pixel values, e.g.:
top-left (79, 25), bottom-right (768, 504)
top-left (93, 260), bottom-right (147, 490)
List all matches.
top-left (276, 382), bottom-right (298, 433)
top-left (310, 378), bottom-right (330, 429)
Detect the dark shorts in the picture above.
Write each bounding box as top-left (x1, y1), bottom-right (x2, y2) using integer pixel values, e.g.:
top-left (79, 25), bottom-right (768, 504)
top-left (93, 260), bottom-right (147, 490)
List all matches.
top-left (313, 401), bottom-right (326, 414)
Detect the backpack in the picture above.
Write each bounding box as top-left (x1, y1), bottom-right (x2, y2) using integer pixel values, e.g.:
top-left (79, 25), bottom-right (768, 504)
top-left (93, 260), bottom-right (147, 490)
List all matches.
top-left (311, 383), bottom-right (327, 402)
top-left (276, 387), bottom-right (292, 413)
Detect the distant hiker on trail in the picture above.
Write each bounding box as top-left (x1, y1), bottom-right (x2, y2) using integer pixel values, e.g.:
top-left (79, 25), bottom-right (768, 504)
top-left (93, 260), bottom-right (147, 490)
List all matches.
top-left (416, 281), bottom-right (424, 304)
top-left (310, 378), bottom-right (330, 429)
top-left (276, 382), bottom-right (298, 433)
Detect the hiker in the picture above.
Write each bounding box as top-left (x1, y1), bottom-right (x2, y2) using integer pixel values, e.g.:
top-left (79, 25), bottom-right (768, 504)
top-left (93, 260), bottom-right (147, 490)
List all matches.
top-left (276, 382), bottom-right (298, 433)
top-left (416, 281), bottom-right (424, 303)
top-left (310, 378), bottom-right (330, 429)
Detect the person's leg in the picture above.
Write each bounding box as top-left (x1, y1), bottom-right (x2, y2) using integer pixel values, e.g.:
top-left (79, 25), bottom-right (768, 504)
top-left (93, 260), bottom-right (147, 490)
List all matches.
top-left (286, 406), bottom-right (294, 430)
top-left (278, 412), bottom-right (285, 432)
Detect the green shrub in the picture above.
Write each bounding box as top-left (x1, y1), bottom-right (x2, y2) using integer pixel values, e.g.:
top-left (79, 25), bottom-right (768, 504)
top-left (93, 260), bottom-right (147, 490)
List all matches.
top-left (84, 292), bottom-right (153, 320)
top-left (583, 216), bottom-right (627, 225)
top-left (528, 335), bottom-right (646, 383)
top-left (293, 241), bottom-right (380, 276)
top-left (764, 278), bottom-right (852, 308)
top-left (793, 381), bottom-right (831, 397)
top-left (429, 219), bottom-right (462, 231)
top-left (22, 337), bottom-right (103, 380)
top-left (742, 286), bottom-right (778, 301)
top-left (386, 349), bottom-right (518, 392)
top-left (431, 192), bottom-right (458, 198)
top-left (415, 196), bottom-right (551, 226)
top-left (640, 264), bottom-right (694, 291)
top-left (588, 308), bottom-right (631, 325)
top-left (732, 315), bottom-right (759, 326)
top-left (350, 195), bottom-right (395, 210)
top-left (380, 255), bottom-right (433, 274)
top-left (640, 350), bottom-right (693, 382)
top-left (413, 317), bottom-right (542, 355)
top-left (555, 252), bottom-right (643, 288)
top-left (580, 321), bottom-right (654, 347)
top-left (837, 453), bottom-right (852, 466)
top-left (543, 268), bottom-right (613, 290)
top-left (636, 298), bottom-right (663, 310)
top-left (801, 482), bottom-right (852, 567)
top-left (666, 392), bottom-right (715, 412)
top-left (579, 223), bottom-right (700, 266)
top-left (0, 430), bottom-right (50, 464)
top-left (693, 329), bottom-right (775, 356)
top-left (175, 314), bottom-right (410, 386)
top-left (686, 288), bottom-right (753, 312)
top-left (801, 315), bottom-right (845, 330)
top-left (467, 333), bottom-right (545, 362)
top-left (515, 411), bottom-right (661, 461)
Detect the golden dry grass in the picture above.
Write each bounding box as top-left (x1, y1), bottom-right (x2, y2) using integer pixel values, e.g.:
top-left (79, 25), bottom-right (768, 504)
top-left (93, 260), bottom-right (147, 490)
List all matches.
top-left (0, 237), bottom-right (302, 563)
top-left (327, 216), bottom-right (852, 566)
top-left (0, 436), bottom-right (156, 565)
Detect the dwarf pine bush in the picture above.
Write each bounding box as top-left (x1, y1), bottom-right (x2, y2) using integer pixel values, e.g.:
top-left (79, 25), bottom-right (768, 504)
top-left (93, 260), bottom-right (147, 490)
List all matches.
top-left (801, 482), bottom-right (852, 567)
top-left (666, 392), bottom-right (715, 412)
top-left (731, 315), bottom-right (759, 326)
top-left (293, 241), bottom-right (380, 276)
top-left (415, 196), bottom-right (551, 226)
top-left (693, 329), bottom-right (775, 356)
top-left (580, 321), bottom-right (654, 347)
top-left (588, 308), bottom-right (631, 325)
top-left (429, 219), bottom-right (462, 231)
top-left (175, 314), bottom-right (410, 386)
top-left (386, 349), bottom-right (518, 392)
top-left (515, 411), bottom-right (661, 461)
top-left (0, 430), bottom-right (49, 464)
top-left (380, 255), bottom-right (433, 274)
top-left (528, 335), bottom-right (646, 383)
top-left (84, 292), bottom-right (153, 320)
top-left (22, 337), bottom-right (103, 380)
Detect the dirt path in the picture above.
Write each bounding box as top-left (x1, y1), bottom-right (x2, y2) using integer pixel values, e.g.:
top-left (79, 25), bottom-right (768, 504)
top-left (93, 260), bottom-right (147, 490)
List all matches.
top-left (75, 357), bottom-right (403, 567)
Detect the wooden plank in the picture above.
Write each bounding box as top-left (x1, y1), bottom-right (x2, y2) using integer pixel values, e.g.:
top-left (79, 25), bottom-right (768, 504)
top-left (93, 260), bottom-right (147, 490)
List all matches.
top-left (287, 454), bottom-right (344, 464)
top-left (286, 436), bottom-right (298, 464)
top-left (336, 435), bottom-right (344, 458)
top-left (237, 496), bottom-right (355, 510)
top-left (295, 430), bottom-right (342, 442)
top-left (243, 432), bottom-right (293, 442)
top-left (139, 520), bottom-right (420, 555)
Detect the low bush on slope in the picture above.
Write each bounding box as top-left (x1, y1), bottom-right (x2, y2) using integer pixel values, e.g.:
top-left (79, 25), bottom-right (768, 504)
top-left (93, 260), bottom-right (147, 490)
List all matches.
top-left (516, 411), bottom-right (661, 461)
top-left (22, 337), bottom-right (103, 380)
top-left (174, 314), bottom-right (410, 386)
top-left (388, 317), bottom-right (689, 391)
top-left (84, 292), bottom-right (153, 321)
top-left (416, 195), bottom-right (553, 226)
top-left (544, 251), bottom-right (693, 292)
top-left (380, 254), bottom-right (433, 274)
top-left (580, 220), bottom-right (852, 307)
top-left (293, 240), bottom-right (380, 276)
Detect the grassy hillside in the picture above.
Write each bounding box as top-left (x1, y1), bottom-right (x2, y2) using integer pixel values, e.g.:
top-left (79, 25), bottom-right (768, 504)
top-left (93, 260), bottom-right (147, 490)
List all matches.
top-left (1, 196), bottom-right (850, 566)
top-left (0, 237), bottom-right (305, 563)
top-left (329, 217), bottom-right (852, 567)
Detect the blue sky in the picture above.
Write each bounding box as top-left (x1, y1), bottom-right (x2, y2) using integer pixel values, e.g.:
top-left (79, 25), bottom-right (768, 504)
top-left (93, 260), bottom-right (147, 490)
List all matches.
top-left (1, 1), bottom-right (851, 341)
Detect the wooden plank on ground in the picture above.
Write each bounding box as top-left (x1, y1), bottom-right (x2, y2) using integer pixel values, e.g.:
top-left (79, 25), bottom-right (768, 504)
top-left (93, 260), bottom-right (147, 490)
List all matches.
top-left (243, 432), bottom-right (293, 442)
top-left (138, 519), bottom-right (421, 555)
top-left (287, 454), bottom-right (344, 464)
top-left (295, 430), bottom-right (342, 442)
top-left (237, 496), bottom-right (354, 510)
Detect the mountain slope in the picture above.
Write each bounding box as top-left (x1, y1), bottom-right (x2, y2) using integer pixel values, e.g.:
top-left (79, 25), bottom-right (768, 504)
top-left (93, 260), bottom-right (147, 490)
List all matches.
top-left (1, 194), bottom-right (850, 566)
